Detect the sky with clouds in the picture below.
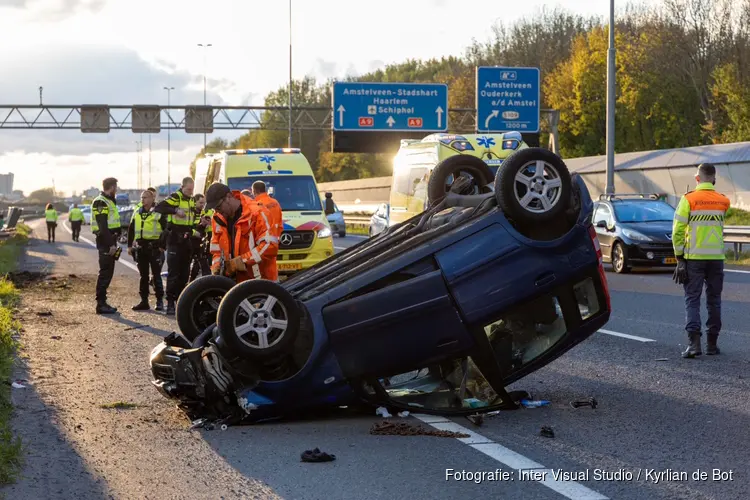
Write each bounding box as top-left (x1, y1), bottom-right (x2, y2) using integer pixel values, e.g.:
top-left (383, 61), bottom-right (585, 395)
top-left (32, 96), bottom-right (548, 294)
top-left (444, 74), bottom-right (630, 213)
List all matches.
top-left (0, 0), bottom-right (657, 196)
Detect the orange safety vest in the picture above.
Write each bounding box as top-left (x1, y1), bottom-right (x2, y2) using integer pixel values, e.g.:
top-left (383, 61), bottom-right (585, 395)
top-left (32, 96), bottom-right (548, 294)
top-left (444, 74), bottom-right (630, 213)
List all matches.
top-left (209, 192), bottom-right (279, 282)
top-left (253, 192), bottom-right (283, 242)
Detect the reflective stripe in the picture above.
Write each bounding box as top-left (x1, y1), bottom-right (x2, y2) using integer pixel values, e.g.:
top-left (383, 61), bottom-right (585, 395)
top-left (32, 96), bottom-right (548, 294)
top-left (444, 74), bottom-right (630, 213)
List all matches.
top-left (688, 247), bottom-right (725, 255)
top-left (690, 210), bottom-right (726, 216)
top-left (251, 264), bottom-right (261, 279)
top-left (251, 248), bottom-right (261, 263)
top-left (674, 213), bottom-right (688, 223)
top-left (210, 243), bottom-right (221, 252)
top-left (260, 235), bottom-right (279, 244)
top-left (257, 242), bottom-right (270, 257)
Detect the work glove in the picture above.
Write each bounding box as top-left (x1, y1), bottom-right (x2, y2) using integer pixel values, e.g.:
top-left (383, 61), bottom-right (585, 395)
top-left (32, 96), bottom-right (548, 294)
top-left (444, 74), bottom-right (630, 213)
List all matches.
top-left (225, 257), bottom-right (246, 276)
top-left (673, 257), bottom-right (688, 285)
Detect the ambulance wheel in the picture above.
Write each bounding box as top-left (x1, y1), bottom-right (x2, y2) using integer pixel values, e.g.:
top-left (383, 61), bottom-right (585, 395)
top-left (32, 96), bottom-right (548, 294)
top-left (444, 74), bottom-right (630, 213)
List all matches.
top-left (217, 279), bottom-right (300, 361)
top-left (176, 275), bottom-right (236, 342)
top-left (427, 155), bottom-right (495, 207)
top-left (494, 147), bottom-right (572, 227)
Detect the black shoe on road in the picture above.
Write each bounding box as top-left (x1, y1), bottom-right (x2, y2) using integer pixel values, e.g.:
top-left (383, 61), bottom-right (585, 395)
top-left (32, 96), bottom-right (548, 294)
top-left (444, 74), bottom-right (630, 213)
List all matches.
top-left (165, 302), bottom-right (175, 316)
top-left (132, 301), bottom-right (150, 311)
top-left (96, 303), bottom-right (118, 315)
top-left (706, 334), bottom-right (721, 355)
top-left (154, 299), bottom-right (164, 312)
top-left (682, 333), bottom-right (702, 358)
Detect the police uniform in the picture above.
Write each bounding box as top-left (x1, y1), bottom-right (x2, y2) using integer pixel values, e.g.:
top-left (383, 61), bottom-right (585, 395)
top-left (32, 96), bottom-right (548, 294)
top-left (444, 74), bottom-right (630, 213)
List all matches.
top-left (128, 205), bottom-right (168, 310)
top-left (672, 181), bottom-right (730, 357)
top-left (154, 189), bottom-right (196, 314)
top-left (91, 193), bottom-right (121, 314)
top-left (69, 206), bottom-right (84, 242)
top-left (189, 207), bottom-right (212, 281)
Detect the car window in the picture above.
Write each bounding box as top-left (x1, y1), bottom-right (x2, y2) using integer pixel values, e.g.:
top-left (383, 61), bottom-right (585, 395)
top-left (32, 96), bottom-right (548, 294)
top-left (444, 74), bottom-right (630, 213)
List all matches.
top-left (613, 201), bottom-right (675, 223)
top-left (593, 204), bottom-right (612, 225)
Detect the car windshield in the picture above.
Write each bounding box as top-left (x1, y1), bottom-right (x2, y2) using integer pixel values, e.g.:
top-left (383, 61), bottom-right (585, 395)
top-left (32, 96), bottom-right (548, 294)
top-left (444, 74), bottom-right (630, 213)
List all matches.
top-left (613, 201), bottom-right (674, 222)
top-left (228, 175), bottom-right (323, 211)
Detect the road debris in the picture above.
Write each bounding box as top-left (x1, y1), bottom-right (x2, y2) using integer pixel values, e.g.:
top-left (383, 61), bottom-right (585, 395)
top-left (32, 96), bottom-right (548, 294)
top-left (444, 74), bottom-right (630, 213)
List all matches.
top-left (520, 399), bottom-right (550, 408)
top-left (37, 311), bottom-right (52, 316)
top-left (50, 335), bottom-right (62, 340)
top-left (12, 381), bottom-right (26, 389)
top-left (375, 406), bottom-right (392, 418)
top-left (466, 414), bottom-right (484, 426)
top-left (570, 397), bottom-right (598, 409)
top-left (540, 426), bottom-right (555, 438)
top-left (301, 448), bottom-right (336, 463)
top-left (370, 421), bottom-right (470, 438)
top-left (397, 411), bottom-right (410, 418)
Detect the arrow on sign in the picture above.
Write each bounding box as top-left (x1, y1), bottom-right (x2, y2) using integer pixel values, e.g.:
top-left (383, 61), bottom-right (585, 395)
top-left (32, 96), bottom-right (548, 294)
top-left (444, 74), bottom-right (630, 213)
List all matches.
top-left (436, 106), bottom-right (444, 128)
top-left (485, 110), bottom-right (499, 129)
top-left (337, 105), bottom-right (345, 127)
top-left (386, 116), bottom-right (395, 128)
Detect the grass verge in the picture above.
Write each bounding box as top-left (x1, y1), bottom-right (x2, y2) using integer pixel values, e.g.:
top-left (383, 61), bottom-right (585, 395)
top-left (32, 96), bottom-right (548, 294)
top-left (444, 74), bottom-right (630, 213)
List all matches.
top-left (726, 208), bottom-right (750, 226)
top-left (345, 223), bottom-right (369, 236)
top-left (0, 225), bottom-right (30, 485)
top-left (725, 249), bottom-right (750, 265)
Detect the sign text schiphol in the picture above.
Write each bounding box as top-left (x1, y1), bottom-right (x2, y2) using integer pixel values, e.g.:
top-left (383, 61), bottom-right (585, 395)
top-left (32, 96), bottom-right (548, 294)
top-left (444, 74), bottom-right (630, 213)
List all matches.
top-left (476, 66), bottom-right (540, 133)
top-left (332, 82), bottom-right (448, 132)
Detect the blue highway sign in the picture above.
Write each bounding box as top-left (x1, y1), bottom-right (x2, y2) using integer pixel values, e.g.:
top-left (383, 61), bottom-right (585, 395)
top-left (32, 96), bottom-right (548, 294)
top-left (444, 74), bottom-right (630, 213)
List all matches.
top-left (476, 66), bottom-right (540, 133)
top-left (332, 82), bottom-right (448, 132)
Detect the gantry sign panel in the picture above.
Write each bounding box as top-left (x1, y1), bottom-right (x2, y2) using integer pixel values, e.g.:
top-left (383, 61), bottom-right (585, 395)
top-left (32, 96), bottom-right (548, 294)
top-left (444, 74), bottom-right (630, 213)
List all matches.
top-left (132, 105), bottom-right (162, 134)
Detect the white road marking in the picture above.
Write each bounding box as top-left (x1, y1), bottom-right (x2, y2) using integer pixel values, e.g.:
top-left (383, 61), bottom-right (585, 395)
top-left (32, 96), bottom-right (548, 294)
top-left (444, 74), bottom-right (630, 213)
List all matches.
top-left (62, 220), bottom-right (139, 272)
top-left (725, 269), bottom-right (750, 274)
top-left (334, 246), bottom-right (347, 250)
top-left (413, 414), bottom-right (609, 500)
top-left (598, 329), bottom-right (655, 343)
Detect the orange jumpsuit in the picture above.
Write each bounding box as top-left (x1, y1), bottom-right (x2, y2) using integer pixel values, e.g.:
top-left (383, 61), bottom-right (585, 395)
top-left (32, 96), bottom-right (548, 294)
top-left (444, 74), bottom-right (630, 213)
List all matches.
top-left (209, 191), bottom-right (279, 282)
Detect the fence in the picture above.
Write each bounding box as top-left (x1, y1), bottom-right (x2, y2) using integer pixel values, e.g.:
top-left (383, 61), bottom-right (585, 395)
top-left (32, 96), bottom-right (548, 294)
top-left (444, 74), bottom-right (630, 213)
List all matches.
top-left (726, 226), bottom-right (750, 257)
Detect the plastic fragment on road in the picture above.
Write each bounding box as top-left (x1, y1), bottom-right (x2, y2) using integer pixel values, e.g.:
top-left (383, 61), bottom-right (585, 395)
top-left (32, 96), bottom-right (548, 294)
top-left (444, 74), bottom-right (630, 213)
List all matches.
top-left (570, 397), bottom-right (598, 409)
top-left (189, 418), bottom-right (207, 430)
top-left (301, 448), bottom-right (336, 463)
top-left (11, 382), bottom-right (25, 389)
top-left (397, 411), bottom-right (410, 418)
top-left (520, 399), bottom-right (550, 408)
top-left (540, 426), bottom-right (555, 438)
top-left (375, 406), bottom-right (392, 418)
top-left (466, 414), bottom-right (484, 426)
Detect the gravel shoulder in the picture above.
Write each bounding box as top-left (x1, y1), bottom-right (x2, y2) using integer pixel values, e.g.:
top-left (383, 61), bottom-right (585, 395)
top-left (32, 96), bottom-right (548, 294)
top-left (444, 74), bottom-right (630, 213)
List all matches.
top-left (2, 273), bottom-right (281, 500)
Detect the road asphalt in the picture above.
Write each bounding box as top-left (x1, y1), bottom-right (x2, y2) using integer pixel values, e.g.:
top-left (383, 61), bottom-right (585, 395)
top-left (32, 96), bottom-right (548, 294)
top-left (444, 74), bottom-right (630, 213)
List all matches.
top-left (3, 217), bottom-right (748, 500)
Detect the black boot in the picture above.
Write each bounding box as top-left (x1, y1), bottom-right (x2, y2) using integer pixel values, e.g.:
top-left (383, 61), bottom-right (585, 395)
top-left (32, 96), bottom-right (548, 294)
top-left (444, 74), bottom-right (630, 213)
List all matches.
top-left (132, 300), bottom-right (150, 311)
top-left (96, 302), bottom-right (118, 315)
top-left (682, 332), bottom-right (702, 358)
top-left (154, 298), bottom-right (164, 311)
top-left (165, 301), bottom-right (175, 316)
top-left (706, 333), bottom-right (720, 355)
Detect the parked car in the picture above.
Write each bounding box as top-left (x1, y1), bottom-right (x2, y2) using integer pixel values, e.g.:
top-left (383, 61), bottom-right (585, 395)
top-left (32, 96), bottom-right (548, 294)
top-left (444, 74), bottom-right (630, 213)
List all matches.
top-left (325, 203), bottom-right (346, 237)
top-left (592, 194), bottom-right (677, 273)
top-left (117, 208), bottom-right (134, 244)
top-left (149, 147), bottom-right (612, 427)
top-left (369, 203), bottom-right (389, 237)
top-left (80, 206), bottom-right (92, 225)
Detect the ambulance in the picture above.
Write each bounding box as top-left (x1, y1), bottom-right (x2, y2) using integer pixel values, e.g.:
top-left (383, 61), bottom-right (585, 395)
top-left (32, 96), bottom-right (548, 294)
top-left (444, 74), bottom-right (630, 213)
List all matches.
top-left (387, 132), bottom-right (528, 226)
top-left (218, 148), bottom-right (335, 275)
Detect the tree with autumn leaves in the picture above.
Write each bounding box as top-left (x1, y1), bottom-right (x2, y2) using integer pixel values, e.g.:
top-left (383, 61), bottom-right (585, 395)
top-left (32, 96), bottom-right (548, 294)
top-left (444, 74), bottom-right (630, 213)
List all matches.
top-left (192, 0), bottom-right (750, 181)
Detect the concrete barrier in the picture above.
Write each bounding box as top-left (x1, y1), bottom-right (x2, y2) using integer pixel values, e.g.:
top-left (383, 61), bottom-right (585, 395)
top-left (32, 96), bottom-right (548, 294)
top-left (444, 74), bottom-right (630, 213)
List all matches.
top-left (318, 177), bottom-right (391, 215)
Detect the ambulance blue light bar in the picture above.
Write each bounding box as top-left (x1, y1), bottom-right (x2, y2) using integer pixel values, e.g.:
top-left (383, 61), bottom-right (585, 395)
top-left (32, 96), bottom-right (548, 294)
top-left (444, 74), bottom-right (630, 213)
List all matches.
top-left (225, 148), bottom-right (301, 155)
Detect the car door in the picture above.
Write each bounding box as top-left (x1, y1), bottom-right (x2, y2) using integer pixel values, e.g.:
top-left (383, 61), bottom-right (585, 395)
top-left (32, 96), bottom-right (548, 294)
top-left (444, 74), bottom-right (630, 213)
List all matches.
top-left (592, 203), bottom-right (615, 260)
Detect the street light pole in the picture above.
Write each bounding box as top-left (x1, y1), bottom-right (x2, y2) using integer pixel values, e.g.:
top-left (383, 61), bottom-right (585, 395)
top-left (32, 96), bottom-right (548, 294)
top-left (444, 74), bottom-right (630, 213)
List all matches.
top-left (288, 0), bottom-right (293, 148)
top-left (605, 0), bottom-right (616, 195)
top-left (148, 133), bottom-right (152, 187)
top-left (198, 43), bottom-right (212, 151)
top-left (164, 86), bottom-right (174, 191)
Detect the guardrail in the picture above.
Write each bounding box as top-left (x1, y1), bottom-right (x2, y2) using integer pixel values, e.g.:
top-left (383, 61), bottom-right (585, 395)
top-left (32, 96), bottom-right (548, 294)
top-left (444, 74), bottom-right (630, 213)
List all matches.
top-left (726, 225), bottom-right (750, 258)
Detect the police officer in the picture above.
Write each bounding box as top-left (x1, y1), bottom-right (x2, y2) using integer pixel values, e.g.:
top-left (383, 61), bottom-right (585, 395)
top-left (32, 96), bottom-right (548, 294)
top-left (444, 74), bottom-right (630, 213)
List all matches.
top-left (127, 190), bottom-right (167, 311)
top-left (189, 193), bottom-right (211, 281)
top-left (91, 177), bottom-right (121, 315)
top-left (154, 176), bottom-right (196, 316)
top-left (69, 203), bottom-right (84, 242)
top-left (672, 163), bottom-right (731, 358)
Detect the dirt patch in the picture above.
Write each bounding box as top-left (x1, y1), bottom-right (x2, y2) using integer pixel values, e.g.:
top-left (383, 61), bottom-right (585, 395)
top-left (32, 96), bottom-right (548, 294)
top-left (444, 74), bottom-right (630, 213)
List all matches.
top-left (3, 275), bottom-right (280, 499)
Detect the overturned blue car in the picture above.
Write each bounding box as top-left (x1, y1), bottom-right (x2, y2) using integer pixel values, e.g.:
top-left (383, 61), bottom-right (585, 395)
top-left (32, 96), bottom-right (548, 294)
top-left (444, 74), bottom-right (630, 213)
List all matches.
top-left (149, 147), bottom-right (612, 426)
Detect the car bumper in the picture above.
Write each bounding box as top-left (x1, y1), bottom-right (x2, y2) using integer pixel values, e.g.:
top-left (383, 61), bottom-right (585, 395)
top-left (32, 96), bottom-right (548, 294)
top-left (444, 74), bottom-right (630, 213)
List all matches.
top-left (625, 243), bottom-right (676, 265)
top-left (277, 241), bottom-right (335, 274)
top-left (329, 222), bottom-right (345, 234)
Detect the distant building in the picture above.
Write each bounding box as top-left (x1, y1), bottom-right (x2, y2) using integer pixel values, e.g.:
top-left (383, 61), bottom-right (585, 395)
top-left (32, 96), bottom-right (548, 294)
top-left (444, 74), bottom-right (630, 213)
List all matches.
top-left (0, 173), bottom-right (13, 195)
top-left (83, 187), bottom-right (99, 198)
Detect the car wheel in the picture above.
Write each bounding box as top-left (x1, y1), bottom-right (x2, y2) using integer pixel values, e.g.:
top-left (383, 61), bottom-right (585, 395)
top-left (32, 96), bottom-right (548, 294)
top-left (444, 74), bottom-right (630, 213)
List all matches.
top-left (176, 275), bottom-right (236, 342)
top-left (338, 230), bottom-right (346, 238)
top-left (612, 242), bottom-right (631, 274)
top-left (494, 147), bottom-right (572, 227)
top-left (216, 279), bottom-right (301, 361)
top-left (427, 155), bottom-right (494, 207)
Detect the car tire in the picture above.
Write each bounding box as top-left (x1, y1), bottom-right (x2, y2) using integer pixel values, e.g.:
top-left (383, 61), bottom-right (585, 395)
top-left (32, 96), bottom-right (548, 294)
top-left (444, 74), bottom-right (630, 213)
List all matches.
top-left (216, 279), bottom-right (301, 361)
top-left (494, 147), bottom-right (572, 227)
top-left (338, 230), bottom-right (346, 238)
top-left (427, 155), bottom-right (495, 207)
top-left (611, 242), bottom-right (631, 274)
top-left (176, 275), bottom-right (237, 342)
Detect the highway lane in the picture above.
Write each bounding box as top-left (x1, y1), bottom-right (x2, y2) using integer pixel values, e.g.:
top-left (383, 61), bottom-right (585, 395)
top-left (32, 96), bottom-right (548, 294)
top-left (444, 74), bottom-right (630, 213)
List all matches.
top-left (17, 217), bottom-right (750, 499)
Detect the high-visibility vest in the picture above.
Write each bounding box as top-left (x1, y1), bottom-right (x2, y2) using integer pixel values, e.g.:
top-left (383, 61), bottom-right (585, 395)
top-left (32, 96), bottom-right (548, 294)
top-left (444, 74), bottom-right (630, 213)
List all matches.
top-left (45, 209), bottom-right (58, 222)
top-left (133, 208), bottom-right (163, 240)
top-left (69, 208), bottom-right (83, 222)
top-left (202, 208), bottom-right (214, 234)
top-left (91, 194), bottom-right (121, 233)
top-left (672, 182), bottom-right (731, 260)
top-left (166, 190), bottom-right (196, 227)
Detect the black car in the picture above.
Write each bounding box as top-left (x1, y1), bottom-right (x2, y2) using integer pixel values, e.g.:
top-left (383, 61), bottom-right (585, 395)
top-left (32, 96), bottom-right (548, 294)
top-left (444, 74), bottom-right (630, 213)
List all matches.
top-left (592, 194), bottom-right (677, 273)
